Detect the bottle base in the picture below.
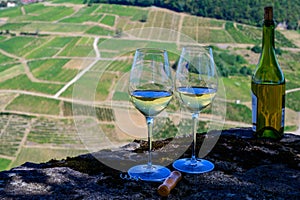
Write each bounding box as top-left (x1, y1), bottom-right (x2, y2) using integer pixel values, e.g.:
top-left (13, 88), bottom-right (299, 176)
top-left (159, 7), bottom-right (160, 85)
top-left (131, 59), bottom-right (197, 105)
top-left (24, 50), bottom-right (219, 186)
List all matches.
top-left (253, 126), bottom-right (284, 140)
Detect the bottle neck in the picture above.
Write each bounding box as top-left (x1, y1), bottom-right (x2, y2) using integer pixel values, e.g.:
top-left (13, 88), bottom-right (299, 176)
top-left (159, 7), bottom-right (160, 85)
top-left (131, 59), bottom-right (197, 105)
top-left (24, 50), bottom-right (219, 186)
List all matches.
top-left (262, 20), bottom-right (275, 50)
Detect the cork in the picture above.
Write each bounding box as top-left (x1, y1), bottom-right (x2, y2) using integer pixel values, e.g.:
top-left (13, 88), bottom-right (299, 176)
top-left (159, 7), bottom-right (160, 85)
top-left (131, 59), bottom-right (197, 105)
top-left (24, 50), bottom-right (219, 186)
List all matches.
top-left (157, 171), bottom-right (182, 197)
top-left (264, 6), bottom-right (273, 20)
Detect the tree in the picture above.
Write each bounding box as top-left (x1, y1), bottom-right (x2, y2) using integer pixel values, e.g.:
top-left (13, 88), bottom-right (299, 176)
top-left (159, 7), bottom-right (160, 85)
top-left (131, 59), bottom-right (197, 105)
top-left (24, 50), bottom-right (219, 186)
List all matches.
top-left (236, 55), bottom-right (247, 64)
top-left (139, 14), bottom-right (148, 22)
top-left (251, 45), bottom-right (261, 53)
top-left (115, 28), bottom-right (123, 38)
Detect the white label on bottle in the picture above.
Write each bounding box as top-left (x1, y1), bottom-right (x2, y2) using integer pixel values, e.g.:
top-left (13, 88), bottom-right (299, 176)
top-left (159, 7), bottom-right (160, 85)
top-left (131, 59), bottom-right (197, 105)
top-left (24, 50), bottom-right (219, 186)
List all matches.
top-left (281, 108), bottom-right (285, 127)
top-left (252, 91), bottom-right (257, 131)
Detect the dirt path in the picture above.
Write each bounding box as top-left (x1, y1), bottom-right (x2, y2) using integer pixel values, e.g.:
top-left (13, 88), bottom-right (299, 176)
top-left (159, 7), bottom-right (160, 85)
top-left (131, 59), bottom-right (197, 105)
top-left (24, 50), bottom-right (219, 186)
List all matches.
top-left (21, 58), bottom-right (65, 85)
top-left (294, 112), bottom-right (300, 135)
top-left (53, 36), bottom-right (100, 98)
top-left (9, 119), bottom-right (32, 166)
top-left (42, 1), bottom-right (85, 11)
top-left (0, 114), bottom-right (12, 137)
top-left (0, 48), bottom-right (64, 84)
top-left (286, 88), bottom-right (300, 94)
top-left (176, 13), bottom-right (184, 45)
top-left (21, 6), bottom-right (26, 15)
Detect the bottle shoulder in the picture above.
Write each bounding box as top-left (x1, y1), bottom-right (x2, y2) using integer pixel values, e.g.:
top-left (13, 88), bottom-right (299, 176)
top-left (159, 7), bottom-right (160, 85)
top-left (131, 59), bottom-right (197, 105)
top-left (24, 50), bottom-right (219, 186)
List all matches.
top-left (252, 51), bottom-right (284, 84)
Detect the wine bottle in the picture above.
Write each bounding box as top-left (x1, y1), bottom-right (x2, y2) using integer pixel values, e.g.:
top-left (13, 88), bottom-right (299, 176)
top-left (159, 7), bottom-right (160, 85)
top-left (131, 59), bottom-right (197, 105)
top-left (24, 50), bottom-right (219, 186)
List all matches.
top-left (251, 6), bottom-right (285, 139)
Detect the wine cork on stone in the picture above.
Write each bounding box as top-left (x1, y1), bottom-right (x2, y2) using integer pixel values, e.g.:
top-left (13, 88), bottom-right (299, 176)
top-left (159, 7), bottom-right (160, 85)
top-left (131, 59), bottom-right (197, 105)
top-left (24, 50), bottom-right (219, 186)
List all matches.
top-left (157, 171), bottom-right (182, 197)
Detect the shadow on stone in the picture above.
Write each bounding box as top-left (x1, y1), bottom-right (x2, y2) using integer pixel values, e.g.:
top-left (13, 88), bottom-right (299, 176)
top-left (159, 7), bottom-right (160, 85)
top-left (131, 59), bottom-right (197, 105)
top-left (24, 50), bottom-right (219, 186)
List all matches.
top-left (0, 128), bottom-right (299, 199)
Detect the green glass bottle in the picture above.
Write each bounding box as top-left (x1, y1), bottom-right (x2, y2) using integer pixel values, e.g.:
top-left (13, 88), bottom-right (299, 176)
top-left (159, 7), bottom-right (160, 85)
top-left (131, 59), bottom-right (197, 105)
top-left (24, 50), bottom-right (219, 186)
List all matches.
top-left (251, 6), bottom-right (285, 139)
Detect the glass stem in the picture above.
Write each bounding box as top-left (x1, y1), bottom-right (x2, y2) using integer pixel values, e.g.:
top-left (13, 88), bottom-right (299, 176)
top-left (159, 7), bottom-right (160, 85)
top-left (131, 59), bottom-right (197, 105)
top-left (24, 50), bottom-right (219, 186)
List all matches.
top-left (146, 116), bottom-right (154, 169)
top-left (191, 113), bottom-right (199, 163)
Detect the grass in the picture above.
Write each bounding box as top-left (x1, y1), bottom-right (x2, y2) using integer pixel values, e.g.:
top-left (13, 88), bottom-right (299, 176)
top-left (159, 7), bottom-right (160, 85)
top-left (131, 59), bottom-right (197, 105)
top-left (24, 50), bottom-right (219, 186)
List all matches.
top-left (60, 5), bottom-right (102, 23)
top-left (226, 102), bottom-right (252, 123)
top-left (85, 26), bottom-right (114, 36)
top-left (286, 91), bottom-right (300, 111)
top-left (45, 36), bottom-right (75, 48)
top-left (0, 36), bottom-right (32, 55)
top-left (28, 118), bottom-right (81, 144)
top-left (275, 31), bottom-right (298, 48)
top-left (25, 36), bottom-right (77, 59)
top-left (0, 36), bottom-right (47, 57)
top-left (0, 114), bottom-right (29, 157)
top-left (63, 102), bottom-right (115, 121)
top-left (0, 23), bottom-right (30, 31)
top-left (97, 4), bottom-right (146, 20)
top-left (58, 37), bottom-right (95, 57)
top-left (225, 22), bottom-right (255, 43)
top-left (6, 94), bottom-right (60, 115)
top-left (106, 59), bottom-right (132, 72)
top-left (28, 59), bottom-right (79, 82)
top-left (113, 91), bottom-right (129, 101)
top-left (0, 64), bottom-right (24, 83)
top-left (98, 38), bottom-right (147, 51)
top-left (208, 29), bottom-right (235, 43)
top-left (60, 14), bottom-right (102, 23)
top-left (77, 37), bottom-right (93, 45)
top-left (96, 72), bottom-right (116, 101)
top-left (0, 141), bottom-right (20, 157)
top-left (160, 12), bottom-right (178, 29)
top-left (0, 74), bottom-right (63, 94)
top-left (26, 46), bottom-right (58, 59)
top-left (0, 63), bottom-right (17, 73)
top-left (67, 71), bottom-right (116, 101)
top-left (221, 76), bottom-right (251, 101)
top-left (21, 22), bottom-right (90, 33)
top-left (90, 60), bottom-right (111, 71)
top-left (0, 158), bottom-right (11, 171)
top-left (0, 6), bottom-right (22, 18)
top-left (209, 19), bottom-right (225, 27)
top-left (51, 0), bottom-right (85, 4)
top-left (100, 15), bottom-right (116, 26)
top-left (285, 125), bottom-right (298, 132)
top-left (182, 15), bottom-right (198, 26)
top-left (145, 41), bottom-right (178, 53)
top-left (22, 4), bottom-right (74, 22)
top-left (60, 84), bottom-right (74, 98)
top-left (0, 52), bottom-right (16, 64)
top-left (11, 147), bottom-right (88, 168)
top-left (236, 24), bottom-right (260, 44)
top-left (0, 36), bottom-right (5, 42)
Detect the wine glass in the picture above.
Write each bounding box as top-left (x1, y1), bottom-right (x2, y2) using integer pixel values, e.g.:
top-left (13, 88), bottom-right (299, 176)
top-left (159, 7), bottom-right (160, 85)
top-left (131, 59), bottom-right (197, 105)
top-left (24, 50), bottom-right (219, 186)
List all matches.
top-left (172, 46), bottom-right (218, 174)
top-left (128, 48), bottom-right (173, 181)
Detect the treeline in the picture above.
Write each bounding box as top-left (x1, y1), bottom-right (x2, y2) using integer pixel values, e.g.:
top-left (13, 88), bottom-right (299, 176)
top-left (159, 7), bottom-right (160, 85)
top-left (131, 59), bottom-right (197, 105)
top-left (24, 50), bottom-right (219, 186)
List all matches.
top-left (86, 0), bottom-right (300, 30)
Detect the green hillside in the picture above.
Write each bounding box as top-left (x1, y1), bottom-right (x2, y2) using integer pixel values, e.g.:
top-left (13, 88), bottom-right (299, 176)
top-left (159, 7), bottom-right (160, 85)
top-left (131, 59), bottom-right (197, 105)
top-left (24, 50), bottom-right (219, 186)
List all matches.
top-left (0, 1), bottom-right (299, 171)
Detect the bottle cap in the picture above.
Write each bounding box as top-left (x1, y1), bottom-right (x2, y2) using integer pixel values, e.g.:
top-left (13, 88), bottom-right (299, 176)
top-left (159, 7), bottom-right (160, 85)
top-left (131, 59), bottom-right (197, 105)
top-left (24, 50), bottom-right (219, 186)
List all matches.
top-left (264, 6), bottom-right (273, 20)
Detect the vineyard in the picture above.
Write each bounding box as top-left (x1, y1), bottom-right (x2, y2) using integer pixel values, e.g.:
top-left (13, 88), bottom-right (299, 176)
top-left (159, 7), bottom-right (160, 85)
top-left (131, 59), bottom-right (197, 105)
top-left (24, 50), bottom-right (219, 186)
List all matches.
top-left (63, 102), bottom-right (115, 121)
top-left (27, 118), bottom-right (84, 147)
top-left (0, 114), bottom-right (30, 157)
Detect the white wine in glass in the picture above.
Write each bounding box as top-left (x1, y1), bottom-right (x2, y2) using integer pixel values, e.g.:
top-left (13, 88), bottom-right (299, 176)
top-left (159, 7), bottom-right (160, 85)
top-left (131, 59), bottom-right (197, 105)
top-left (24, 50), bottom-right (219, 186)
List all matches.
top-left (173, 46), bottom-right (218, 174)
top-left (128, 48), bottom-right (173, 182)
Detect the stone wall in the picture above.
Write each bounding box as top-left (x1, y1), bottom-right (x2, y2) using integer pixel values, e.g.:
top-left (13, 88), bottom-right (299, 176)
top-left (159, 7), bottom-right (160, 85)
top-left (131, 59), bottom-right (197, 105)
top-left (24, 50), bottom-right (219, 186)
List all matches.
top-left (0, 128), bottom-right (299, 199)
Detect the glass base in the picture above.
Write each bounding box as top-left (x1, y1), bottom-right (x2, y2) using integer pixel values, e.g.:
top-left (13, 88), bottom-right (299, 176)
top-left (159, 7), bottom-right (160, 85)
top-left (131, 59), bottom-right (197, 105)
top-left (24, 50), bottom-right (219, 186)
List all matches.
top-left (172, 158), bottom-right (214, 174)
top-left (128, 164), bottom-right (171, 182)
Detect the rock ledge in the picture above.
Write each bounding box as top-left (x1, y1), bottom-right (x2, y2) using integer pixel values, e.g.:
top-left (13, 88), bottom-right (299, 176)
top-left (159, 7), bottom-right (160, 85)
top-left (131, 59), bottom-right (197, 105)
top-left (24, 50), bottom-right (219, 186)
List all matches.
top-left (0, 128), bottom-right (299, 199)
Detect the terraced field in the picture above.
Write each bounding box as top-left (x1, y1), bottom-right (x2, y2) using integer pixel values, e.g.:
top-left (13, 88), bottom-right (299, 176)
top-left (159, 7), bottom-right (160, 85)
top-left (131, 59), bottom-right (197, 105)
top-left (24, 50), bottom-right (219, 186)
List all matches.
top-left (0, 1), bottom-right (299, 171)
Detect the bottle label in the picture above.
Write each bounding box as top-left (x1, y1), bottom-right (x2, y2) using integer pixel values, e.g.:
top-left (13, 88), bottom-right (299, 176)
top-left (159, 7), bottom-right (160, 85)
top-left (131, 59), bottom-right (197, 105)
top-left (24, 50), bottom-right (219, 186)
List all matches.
top-left (251, 91), bottom-right (257, 131)
top-left (281, 94), bottom-right (285, 128)
top-left (281, 108), bottom-right (285, 127)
